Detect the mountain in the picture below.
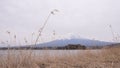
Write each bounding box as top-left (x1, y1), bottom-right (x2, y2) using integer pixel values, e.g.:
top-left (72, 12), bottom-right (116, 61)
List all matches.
top-left (35, 36), bottom-right (113, 48)
top-left (0, 44), bottom-right (8, 47)
top-left (36, 39), bottom-right (112, 47)
top-left (0, 33), bottom-right (116, 49)
top-left (104, 43), bottom-right (120, 49)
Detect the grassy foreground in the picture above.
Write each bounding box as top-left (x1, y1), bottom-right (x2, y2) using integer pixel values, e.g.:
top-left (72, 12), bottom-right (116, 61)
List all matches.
top-left (0, 48), bottom-right (120, 68)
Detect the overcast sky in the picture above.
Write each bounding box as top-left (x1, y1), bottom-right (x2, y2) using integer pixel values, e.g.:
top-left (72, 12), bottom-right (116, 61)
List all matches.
top-left (0, 0), bottom-right (120, 45)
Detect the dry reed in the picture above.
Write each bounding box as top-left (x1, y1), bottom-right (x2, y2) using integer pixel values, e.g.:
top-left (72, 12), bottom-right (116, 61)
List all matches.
top-left (0, 48), bottom-right (119, 68)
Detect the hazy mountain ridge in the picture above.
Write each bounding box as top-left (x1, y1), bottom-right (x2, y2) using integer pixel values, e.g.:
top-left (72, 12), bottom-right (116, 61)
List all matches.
top-left (35, 38), bottom-right (113, 48)
top-left (0, 34), bottom-right (117, 48)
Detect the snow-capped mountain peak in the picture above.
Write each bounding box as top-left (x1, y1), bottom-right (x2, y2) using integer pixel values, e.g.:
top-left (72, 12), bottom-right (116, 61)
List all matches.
top-left (55, 33), bottom-right (82, 40)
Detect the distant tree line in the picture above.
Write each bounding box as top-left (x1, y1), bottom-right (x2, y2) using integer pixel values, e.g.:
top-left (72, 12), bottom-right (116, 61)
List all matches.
top-left (0, 44), bottom-right (87, 50)
top-left (56, 44), bottom-right (86, 50)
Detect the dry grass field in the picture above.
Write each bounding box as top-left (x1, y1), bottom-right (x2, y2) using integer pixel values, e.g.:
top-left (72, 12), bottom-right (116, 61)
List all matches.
top-left (0, 47), bottom-right (119, 68)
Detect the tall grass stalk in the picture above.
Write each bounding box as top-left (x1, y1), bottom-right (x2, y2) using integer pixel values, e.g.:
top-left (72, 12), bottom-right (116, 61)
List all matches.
top-left (6, 31), bottom-right (11, 68)
top-left (35, 9), bottom-right (59, 46)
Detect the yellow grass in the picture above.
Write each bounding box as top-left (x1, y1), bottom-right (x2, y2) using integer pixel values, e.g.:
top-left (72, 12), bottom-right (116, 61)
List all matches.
top-left (0, 48), bottom-right (119, 68)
